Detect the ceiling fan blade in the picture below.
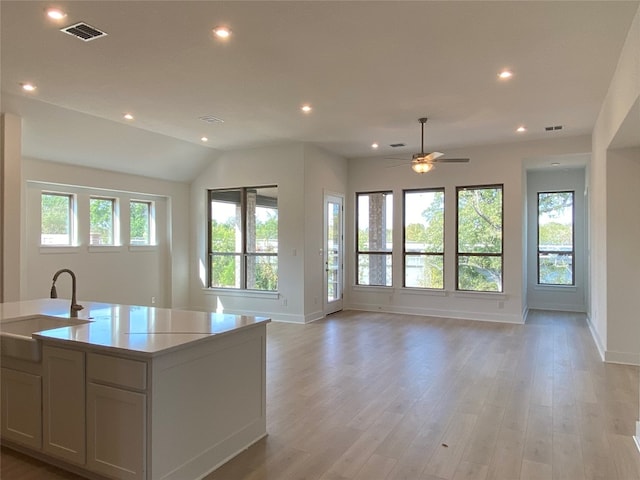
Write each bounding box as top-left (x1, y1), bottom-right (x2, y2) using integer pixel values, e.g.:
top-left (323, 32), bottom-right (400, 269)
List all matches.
top-left (425, 151), bottom-right (444, 162)
top-left (433, 157), bottom-right (470, 163)
top-left (412, 151), bottom-right (444, 162)
top-left (385, 162), bottom-right (412, 168)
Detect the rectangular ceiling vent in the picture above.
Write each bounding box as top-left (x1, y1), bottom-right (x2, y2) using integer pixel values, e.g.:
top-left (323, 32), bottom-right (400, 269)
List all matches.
top-left (545, 125), bottom-right (563, 131)
top-left (390, 143), bottom-right (405, 148)
top-left (199, 115), bottom-right (225, 124)
top-left (61, 22), bottom-right (108, 42)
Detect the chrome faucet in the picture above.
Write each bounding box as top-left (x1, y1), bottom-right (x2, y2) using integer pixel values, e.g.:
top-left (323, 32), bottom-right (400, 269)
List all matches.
top-left (50, 269), bottom-right (84, 318)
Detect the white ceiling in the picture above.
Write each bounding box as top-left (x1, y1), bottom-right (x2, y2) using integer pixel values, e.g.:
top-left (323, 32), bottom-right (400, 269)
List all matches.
top-left (1, 1), bottom-right (638, 182)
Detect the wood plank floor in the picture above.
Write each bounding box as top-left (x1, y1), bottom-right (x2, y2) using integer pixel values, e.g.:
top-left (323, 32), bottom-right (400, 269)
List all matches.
top-left (3, 309), bottom-right (640, 480)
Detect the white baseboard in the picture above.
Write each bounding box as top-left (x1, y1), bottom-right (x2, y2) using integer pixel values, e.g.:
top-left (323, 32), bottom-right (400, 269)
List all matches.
top-left (526, 301), bottom-right (586, 313)
top-left (604, 350), bottom-right (640, 366)
top-left (346, 303), bottom-right (525, 324)
top-left (303, 310), bottom-right (325, 323)
top-left (585, 314), bottom-right (606, 362)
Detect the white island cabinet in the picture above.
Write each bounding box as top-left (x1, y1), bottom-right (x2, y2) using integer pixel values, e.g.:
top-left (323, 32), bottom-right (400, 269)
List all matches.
top-left (0, 299), bottom-right (270, 480)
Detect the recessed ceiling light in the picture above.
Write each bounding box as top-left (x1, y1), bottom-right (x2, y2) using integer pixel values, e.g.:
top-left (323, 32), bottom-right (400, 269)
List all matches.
top-left (371, 143), bottom-right (379, 149)
top-left (212, 26), bottom-right (231, 39)
top-left (498, 70), bottom-right (513, 80)
top-left (201, 137), bottom-right (209, 142)
top-left (20, 82), bottom-right (37, 92)
top-left (516, 126), bottom-right (527, 133)
top-left (46, 8), bottom-right (67, 20)
top-left (551, 162), bottom-right (561, 167)
top-left (301, 104), bottom-right (312, 113)
top-left (123, 113), bottom-right (134, 120)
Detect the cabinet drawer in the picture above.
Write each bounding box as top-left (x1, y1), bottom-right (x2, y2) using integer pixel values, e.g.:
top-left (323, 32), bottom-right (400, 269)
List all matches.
top-left (88, 353), bottom-right (147, 391)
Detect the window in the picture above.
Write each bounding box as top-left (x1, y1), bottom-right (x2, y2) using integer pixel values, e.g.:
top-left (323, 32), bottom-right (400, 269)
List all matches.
top-left (404, 189), bottom-right (444, 289)
top-left (89, 197), bottom-right (117, 245)
top-left (41, 192), bottom-right (74, 245)
top-left (538, 191), bottom-right (574, 285)
top-left (130, 200), bottom-right (154, 245)
top-left (456, 185), bottom-right (503, 292)
top-left (207, 186), bottom-right (278, 291)
top-left (357, 191), bottom-right (393, 286)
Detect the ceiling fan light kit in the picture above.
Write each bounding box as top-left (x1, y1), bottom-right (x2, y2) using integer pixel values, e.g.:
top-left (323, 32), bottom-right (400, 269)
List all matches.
top-left (411, 161), bottom-right (434, 174)
top-left (395, 117), bottom-right (470, 174)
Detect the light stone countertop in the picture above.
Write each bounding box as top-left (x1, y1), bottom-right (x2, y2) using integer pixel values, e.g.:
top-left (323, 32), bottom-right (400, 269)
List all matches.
top-left (0, 298), bottom-right (270, 357)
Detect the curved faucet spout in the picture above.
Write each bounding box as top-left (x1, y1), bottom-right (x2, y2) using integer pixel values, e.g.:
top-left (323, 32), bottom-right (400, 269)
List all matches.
top-left (50, 269), bottom-right (84, 318)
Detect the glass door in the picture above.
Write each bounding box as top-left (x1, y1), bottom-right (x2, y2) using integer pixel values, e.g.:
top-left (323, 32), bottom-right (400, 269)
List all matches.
top-left (324, 194), bottom-right (344, 314)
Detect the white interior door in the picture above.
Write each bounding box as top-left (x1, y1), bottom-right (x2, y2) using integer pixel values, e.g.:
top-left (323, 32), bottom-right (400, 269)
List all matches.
top-left (324, 194), bottom-right (344, 315)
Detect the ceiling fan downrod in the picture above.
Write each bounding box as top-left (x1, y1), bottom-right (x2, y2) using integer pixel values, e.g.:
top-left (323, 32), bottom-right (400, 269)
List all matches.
top-left (418, 117), bottom-right (428, 155)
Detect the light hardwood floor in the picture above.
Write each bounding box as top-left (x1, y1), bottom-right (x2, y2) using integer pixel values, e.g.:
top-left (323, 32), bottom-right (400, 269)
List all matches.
top-left (2, 310), bottom-right (640, 479)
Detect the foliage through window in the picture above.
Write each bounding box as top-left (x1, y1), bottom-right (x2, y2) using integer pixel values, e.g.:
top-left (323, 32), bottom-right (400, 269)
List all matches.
top-left (130, 201), bottom-right (154, 245)
top-left (357, 191), bottom-right (393, 286)
top-left (538, 191), bottom-right (574, 285)
top-left (456, 185), bottom-right (503, 292)
top-left (208, 187), bottom-right (278, 291)
top-left (404, 189), bottom-right (444, 289)
top-left (90, 197), bottom-right (116, 245)
top-left (41, 192), bottom-right (73, 245)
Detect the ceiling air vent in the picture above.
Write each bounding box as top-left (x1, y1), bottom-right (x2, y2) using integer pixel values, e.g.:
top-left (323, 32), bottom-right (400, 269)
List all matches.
top-left (390, 143), bottom-right (405, 148)
top-left (199, 115), bottom-right (225, 124)
top-left (61, 22), bottom-right (108, 42)
top-left (545, 125), bottom-right (563, 131)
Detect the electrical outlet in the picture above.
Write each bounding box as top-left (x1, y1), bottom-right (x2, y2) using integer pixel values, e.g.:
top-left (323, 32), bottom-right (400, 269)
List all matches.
top-left (151, 296), bottom-right (156, 304)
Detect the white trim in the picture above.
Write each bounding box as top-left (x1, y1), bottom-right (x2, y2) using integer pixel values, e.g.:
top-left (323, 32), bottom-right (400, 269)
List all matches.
top-left (604, 350), bottom-right (640, 366)
top-left (201, 288), bottom-right (279, 300)
top-left (399, 287), bottom-right (448, 297)
top-left (585, 314), bottom-right (606, 362)
top-left (527, 301), bottom-right (586, 313)
top-left (634, 435), bottom-right (640, 455)
top-left (453, 291), bottom-right (508, 300)
top-left (352, 285), bottom-right (393, 294)
top-left (346, 303), bottom-right (524, 324)
top-left (303, 310), bottom-right (325, 324)
top-left (533, 284), bottom-right (578, 292)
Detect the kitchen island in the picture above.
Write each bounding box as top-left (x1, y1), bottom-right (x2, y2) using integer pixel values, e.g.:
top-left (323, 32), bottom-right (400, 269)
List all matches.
top-left (0, 299), bottom-right (270, 480)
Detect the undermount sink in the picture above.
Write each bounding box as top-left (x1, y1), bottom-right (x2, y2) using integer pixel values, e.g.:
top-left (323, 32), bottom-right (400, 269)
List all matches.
top-left (1, 316), bottom-right (90, 362)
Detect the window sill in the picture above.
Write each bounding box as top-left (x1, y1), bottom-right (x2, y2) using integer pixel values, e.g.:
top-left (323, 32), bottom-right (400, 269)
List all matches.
top-left (401, 287), bottom-right (448, 297)
top-left (352, 285), bottom-right (393, 294)
top-left (202, 288), bottom-right (280, 300)
top-left (534, 284), bottom-right (577, 292)
top-left (453, 291), bottom-right (508, 300)
top-left (39, 245), bottom-right (80, 254)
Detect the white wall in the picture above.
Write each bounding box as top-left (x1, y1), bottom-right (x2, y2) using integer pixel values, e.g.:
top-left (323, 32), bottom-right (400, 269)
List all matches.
top-left (1, 113), bottom-right (24, 302)
top-left (591, 5), bottom-right (640, 363)
top-left (189, 143), bottom-right (347, 323)
top-left (606, 147), bottom-right (640, 363)
top-left (21, 158), bottom-right (190, 309)
top-left (303, 144), bottom-right (348, 321)
top-left (346, 135), bottom-right (591, 323)
top-left (526, 167), bottom-right (587, 312)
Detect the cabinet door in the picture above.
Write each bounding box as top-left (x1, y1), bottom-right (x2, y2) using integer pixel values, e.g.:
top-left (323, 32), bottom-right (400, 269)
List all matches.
top-left (87, 383), bottom-right (146, 480)
top-left (42, 346), bottom-right (85, 465)
top-left (1, 368), bottom-right (42, 449)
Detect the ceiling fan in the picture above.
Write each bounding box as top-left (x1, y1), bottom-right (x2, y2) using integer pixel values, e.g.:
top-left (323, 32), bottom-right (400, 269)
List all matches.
top-left (391, 117), bottom-right (470, 173)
